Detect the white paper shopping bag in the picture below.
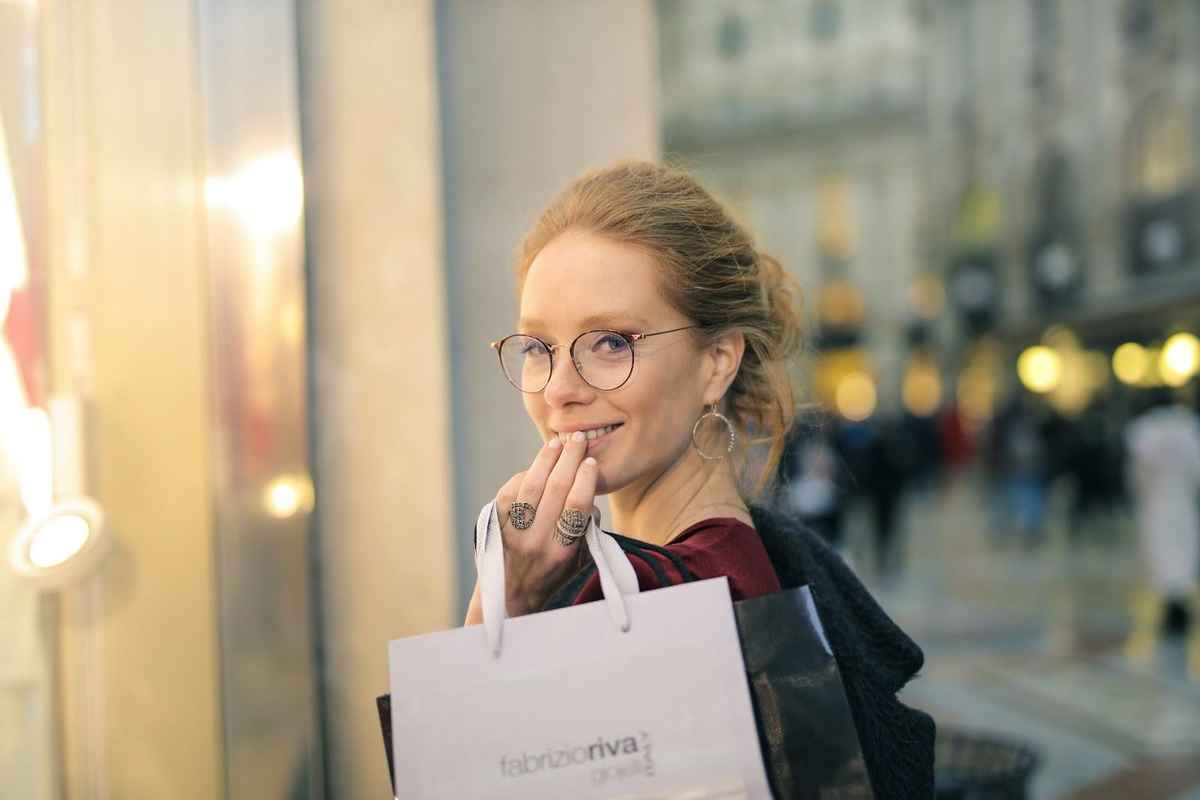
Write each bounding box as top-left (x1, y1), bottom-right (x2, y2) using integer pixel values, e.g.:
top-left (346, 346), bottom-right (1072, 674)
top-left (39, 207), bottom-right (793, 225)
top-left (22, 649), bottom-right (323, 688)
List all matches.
top-left (387, 501), bottom-right (772, 799)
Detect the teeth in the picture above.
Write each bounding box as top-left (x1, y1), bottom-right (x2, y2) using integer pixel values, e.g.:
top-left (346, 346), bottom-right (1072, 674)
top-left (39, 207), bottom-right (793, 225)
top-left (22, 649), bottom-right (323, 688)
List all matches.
top-left (557, 424), bottom-right (618, 443)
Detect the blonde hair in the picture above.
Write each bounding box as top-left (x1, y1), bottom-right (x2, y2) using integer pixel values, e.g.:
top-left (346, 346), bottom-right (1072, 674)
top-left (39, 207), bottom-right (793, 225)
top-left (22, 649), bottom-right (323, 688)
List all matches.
top-left (516, 161), bottom-right (804, 496)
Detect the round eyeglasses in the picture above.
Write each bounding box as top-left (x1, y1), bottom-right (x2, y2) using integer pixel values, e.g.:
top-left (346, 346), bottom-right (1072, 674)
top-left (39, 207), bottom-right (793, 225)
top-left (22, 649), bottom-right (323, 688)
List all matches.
top-left (490, 326), bottom-right (698, 393)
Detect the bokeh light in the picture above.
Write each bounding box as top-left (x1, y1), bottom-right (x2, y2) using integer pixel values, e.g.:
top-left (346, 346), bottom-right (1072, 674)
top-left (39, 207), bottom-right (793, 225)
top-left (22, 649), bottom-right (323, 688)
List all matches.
top-left (1017, 346), bottom-right (1062, 394)
top-left (1159, 332), bottom-right (1200, 387)
top-left (835, 371), bottom-right (877, 421)
top-left (902, 358), bottom-right (942, 417)
top-left (206, 152), bottom-right (305, 238)
top-left (263, 473), bottom-right (315, 519)
top-left (1113, 342), bottom-right (1149, 385)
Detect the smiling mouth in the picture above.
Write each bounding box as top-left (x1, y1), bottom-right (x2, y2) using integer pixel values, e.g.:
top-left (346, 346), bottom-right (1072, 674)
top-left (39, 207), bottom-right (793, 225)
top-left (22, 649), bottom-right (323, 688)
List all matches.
top-left (555, 423), bottom-right (623, 444)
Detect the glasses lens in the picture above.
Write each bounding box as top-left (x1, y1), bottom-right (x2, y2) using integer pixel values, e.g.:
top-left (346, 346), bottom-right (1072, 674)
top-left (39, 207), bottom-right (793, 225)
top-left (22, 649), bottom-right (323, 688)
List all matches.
top-left (574, 330), bottom-right (634, 390)
top-left (499, 335), bottom-right (551, 392)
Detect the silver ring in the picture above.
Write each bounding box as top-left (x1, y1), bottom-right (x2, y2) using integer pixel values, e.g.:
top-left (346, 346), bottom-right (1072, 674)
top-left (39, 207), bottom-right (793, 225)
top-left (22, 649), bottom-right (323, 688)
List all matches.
top-left (508, 501), bottom-right (536, 530)
top-left (554, 508), bottom-right (589, 546)
top-left (552, 528), bottom-right (580, 546)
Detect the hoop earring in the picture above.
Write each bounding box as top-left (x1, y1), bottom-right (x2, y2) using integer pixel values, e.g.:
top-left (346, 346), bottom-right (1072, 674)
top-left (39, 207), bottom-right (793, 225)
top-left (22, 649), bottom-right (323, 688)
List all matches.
top-left (691, 404), bottom-right (736, 461)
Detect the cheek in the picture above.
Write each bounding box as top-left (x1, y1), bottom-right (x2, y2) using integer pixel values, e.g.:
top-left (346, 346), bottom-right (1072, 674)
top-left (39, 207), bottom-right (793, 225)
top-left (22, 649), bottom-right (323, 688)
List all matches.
top-left (618, 378), bottom-right (695, 452)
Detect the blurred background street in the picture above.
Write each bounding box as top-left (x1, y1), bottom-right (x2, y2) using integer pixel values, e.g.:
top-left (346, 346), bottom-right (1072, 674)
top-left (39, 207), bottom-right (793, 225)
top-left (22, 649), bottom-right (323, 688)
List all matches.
top-left (864, 475), bottom-right (1200, 799)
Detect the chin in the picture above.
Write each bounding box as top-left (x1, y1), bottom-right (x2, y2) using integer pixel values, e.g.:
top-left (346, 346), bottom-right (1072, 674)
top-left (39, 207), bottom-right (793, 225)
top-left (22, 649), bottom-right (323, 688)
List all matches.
top-left (593, 460), bottom-right (642, 497)
top-left (592, 465), bottom-right (623, 497)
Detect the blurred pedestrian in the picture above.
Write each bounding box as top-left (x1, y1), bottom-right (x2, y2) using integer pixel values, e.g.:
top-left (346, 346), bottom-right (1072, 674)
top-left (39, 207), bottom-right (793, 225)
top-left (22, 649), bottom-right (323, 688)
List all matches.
top-left (780, 425), bottom-right (847, 552)
top-left (863, 414), bottom-right (924, 582)
top-left (987, 393), bottom-right (1051, 546)
top-left (1061, 398), bottom-right (1123, 540)
top-left (1123, 388), bottom-right (1200, 678)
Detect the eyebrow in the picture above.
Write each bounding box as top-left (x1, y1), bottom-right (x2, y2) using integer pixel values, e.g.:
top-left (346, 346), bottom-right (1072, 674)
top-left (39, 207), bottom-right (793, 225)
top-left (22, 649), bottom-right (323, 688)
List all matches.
top-left (518, 312), bottom-right (653, 334)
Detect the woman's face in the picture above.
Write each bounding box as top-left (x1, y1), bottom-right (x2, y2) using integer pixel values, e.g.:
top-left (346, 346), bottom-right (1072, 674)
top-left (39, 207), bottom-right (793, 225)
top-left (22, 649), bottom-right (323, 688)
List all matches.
top-left (518, 230), bottom-right (722, 495)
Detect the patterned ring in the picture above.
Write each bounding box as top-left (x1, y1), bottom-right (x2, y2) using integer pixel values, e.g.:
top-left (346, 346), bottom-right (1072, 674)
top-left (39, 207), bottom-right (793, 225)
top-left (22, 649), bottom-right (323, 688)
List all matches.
top-left (508, 501), bottom-right (536, 530)
top-left (552, 528), bottom-right (580, 547)
top-left (554, 508), bottom-right (590, 546)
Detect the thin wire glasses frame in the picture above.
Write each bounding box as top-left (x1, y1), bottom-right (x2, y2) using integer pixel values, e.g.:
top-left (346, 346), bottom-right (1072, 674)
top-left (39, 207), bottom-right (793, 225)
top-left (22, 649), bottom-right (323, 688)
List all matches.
top-left (489, 325), bottom-right (699, 393)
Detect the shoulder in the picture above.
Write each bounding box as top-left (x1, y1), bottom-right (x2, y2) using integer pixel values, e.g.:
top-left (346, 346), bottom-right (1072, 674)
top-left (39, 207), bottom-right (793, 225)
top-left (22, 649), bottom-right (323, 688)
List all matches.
top-left (666, 518), bottom-right (781, 600)
top-left (749, 504), bottom-right (936, 797)
top-left (750, 504), bottom-right (924, 682)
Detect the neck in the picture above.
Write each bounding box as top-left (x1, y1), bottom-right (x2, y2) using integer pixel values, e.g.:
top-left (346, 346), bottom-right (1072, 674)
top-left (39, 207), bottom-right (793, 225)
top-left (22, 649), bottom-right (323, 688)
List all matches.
top-left (607, 448), bottom-right (752, 547)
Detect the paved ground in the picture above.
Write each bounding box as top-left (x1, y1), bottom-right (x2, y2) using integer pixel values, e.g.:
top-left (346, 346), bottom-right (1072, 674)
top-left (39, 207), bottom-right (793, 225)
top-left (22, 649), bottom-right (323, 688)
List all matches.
top-left (845, 474), bottom-right (1200, 800)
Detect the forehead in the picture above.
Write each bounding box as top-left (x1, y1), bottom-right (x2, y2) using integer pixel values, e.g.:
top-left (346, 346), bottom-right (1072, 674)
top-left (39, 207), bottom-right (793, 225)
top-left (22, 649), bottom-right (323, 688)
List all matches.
top-left (519, 230), bottom-right (673, 332)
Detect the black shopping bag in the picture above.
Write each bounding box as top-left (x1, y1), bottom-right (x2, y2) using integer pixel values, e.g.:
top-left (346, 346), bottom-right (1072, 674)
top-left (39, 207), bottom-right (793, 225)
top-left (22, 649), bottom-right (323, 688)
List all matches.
top-left (734, 585), bottom-right (871, 798)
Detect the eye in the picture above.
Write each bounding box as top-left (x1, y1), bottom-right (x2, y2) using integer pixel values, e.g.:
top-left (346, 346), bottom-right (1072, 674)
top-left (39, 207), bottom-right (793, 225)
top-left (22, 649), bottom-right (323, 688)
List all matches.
top-left (592, 333), bottom-right (631, 353)
top-left (519, 338), bottom-right (549, 356)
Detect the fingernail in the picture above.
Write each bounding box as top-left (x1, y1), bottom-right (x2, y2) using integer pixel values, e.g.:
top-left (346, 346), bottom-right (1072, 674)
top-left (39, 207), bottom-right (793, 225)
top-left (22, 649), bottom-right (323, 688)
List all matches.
top-left (572, 430), bottom-right (585, 442)
top-left (548, 437), bottom-right (562, 449)
top-left (584, 457), bottom-right (596, 466)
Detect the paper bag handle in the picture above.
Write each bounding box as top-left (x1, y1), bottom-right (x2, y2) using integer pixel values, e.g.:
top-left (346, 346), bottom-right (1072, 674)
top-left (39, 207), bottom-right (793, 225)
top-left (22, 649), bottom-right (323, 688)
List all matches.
top-left (475, 499), bottom-right (639, 657)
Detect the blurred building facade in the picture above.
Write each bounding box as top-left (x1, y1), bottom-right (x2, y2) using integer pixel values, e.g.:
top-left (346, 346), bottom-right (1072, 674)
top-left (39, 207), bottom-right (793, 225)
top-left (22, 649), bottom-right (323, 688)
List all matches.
top-left (659, 0), bottom-right (927, 408)
top-left (658, 0), bottom-right (1200, 418)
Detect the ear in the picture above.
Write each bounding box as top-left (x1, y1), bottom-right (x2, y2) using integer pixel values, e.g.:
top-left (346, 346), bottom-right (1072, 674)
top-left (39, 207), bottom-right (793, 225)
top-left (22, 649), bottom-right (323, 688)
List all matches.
top-left (703, 329), bottom-right (745, 406)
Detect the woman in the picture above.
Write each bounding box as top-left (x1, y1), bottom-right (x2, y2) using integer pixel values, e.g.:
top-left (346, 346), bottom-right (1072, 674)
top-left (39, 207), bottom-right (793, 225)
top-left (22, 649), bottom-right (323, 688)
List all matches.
top-left (464, 162), bottom-right (934, 797)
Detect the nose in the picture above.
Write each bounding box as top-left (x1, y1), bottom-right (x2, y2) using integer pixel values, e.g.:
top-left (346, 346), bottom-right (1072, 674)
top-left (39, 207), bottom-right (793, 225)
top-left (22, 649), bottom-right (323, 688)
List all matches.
top-left (542, 345), bottom-right (594, 408)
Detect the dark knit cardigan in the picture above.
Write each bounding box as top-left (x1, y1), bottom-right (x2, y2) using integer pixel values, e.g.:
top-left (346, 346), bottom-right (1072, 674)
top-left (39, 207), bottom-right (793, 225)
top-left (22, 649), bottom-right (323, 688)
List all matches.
top-left (544, 505), bottom-right (936, 799)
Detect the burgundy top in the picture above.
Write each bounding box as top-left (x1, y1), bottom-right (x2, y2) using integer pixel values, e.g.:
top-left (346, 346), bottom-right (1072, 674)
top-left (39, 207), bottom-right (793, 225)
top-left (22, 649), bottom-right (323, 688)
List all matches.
top-left (570, 518), bottom-right (782, 605)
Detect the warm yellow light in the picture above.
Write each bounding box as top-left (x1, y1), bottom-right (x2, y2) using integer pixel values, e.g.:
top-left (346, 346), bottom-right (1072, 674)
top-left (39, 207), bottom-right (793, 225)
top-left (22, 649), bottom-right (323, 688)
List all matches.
top-left (27, 514), bottom-right (91, 569)
top-left (263, 473), bottom-right (315, 519)
top-left (1113, 343), bottom-right (1149, 385)
top-left (902, 359), bottom-right (942, 417)
top-left (1048, 369), bottom-right (1089, 415)
top-left (1042, 326), bottom-right (1079, 350)
top-left (1159, 332), bottom-right (1200, 387)
top-left (1017, 346), bottom-right (1062, 393)
top-left (280, 300), bottom-right (304, 345)
top-left (958, 366), bottom-right (996, 430)
top-left (206, 151), bottom-right (304, 238)
top-left (812, 347), bottom-right (871, 411)
top-left (835, 372), bottom-right (877, 421)
top-left (820, 280), bottom-right (866, 328)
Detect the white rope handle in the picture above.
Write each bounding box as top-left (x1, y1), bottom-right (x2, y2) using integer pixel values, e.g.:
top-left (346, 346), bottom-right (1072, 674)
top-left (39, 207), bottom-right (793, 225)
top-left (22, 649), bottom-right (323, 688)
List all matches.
top-left (475, 500), bottom-right (639, 658)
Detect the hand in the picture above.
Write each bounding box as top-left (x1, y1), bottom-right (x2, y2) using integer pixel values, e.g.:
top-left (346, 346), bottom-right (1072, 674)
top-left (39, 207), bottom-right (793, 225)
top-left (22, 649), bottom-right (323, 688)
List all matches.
top-left (466, 431), bottom-right (599, 622)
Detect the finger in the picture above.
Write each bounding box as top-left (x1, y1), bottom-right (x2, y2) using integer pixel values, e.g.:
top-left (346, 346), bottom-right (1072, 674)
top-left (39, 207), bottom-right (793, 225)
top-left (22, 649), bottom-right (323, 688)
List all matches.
top-left (565, 458), bottom-right (599, 515)
top-left (540, 430), bottom-right (589, 524)
top-left (495, 472), bottom-right (524, 519)
top-left (555, 457), bottom-right (599, 548)
top-left (515, 437), bottom-right (564, 513)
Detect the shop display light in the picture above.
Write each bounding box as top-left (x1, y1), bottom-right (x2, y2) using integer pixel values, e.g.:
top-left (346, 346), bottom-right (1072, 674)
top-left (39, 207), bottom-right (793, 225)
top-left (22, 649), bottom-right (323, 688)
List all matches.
top-left (8, 497), bottom-right (110, 590)
top-left (263, 472), bottom-right (315, 519)
top-left (5, 396), bottom-right (112, 590)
